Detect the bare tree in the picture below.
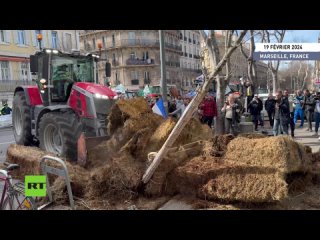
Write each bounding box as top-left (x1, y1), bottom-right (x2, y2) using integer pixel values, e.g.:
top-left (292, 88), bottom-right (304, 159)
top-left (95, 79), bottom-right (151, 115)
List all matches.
top-left (199, 30), bottom-right (246, 135)
top-left (142, 30), bottom-right (247, 183)
top-left (239, 30), bottom-right (258, 92)
top-left (260, 30), bottom-right (286, 95)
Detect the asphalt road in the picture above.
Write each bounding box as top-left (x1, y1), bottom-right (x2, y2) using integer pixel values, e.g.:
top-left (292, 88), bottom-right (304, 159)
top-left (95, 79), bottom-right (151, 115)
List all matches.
top-left (0, 127), bottom-right (15, 163)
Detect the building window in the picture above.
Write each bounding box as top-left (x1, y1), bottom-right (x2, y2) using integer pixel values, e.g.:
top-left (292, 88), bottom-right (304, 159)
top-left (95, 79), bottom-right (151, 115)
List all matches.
top-left (142, 51), bottom-right (149, 60)
top-left (65, 33), bottom-right (72, 51)
top-left (130, 52), bottom-right (136, 60)
top-left (184, 46), bottom-right (187, 55)
top-left (20, 62), bottom-right (29, 81)
top-left (131, 71), bottom-right (138, 80)
top-left (112, 34), bottom-right (115, 47)
top-left (144, 71), bottom-right (150, 80)
top-left (92, 38), bottom-right (96, 50)
top-left (51, 31), bottom-right (58, 49)
top-left (0, 30), bottom-right (6, 43)
top-left (17, 30), bottom-right (26, 45)
top-left (0, 61), bottom-right (10, 81)
top-left (115, 72), bottom-right (119, 83)
top-left (102, 36), bottom-right (106, 48)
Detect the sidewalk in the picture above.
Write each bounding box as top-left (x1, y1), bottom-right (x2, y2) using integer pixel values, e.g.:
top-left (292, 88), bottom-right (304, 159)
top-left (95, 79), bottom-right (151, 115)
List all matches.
top-left (256, 120), bottom-right (320, 153)
top-left (293, 122), bottom-right (320, 153)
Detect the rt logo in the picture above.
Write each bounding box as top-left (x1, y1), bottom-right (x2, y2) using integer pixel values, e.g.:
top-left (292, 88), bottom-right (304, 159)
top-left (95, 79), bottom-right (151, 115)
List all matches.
top-left (25, 176), bottom-right (46, 197)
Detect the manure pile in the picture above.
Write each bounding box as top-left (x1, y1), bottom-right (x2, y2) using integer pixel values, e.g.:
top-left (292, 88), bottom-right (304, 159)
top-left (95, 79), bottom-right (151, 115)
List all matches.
top-left (5, 97), bottom-right (317, 209)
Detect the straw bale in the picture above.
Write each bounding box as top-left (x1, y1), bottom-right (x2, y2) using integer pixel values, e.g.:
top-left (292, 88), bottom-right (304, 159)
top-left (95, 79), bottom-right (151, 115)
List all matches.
top-left (224, 136), bottom-right (312, 173)
top-left (199, 171), bottom-right (288, 203)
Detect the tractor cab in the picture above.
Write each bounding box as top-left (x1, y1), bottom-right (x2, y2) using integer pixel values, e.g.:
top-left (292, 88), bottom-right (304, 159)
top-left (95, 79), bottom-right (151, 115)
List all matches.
top-left (30, 49), bottom-right (101, 106)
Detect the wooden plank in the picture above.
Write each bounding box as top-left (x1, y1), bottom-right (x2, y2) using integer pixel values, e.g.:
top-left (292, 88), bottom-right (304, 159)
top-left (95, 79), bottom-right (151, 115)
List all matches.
top-left (142, 31), bottom-right (247, 184)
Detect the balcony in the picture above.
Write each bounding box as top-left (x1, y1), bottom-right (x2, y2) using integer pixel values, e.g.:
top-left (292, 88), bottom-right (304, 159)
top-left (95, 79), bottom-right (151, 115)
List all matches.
top-left (131, 79), bottom-right (139, 85)
top-left (120, 39), bottom-right (160, 48)
top-left (0, 80), bottom-right (35, 92)
top-left (126, 58), bottom-right (155, 65)
top-left (165, 42), bottom-right (182, 51)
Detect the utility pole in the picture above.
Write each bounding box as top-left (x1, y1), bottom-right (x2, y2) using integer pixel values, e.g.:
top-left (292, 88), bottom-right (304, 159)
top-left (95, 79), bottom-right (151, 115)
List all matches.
top-left (159, 30), bottom-right (168, 112)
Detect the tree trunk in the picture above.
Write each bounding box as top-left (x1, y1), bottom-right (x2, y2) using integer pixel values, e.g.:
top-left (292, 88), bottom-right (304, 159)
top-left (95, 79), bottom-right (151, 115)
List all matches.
top-left (215, 75), bottom-right (225, 135)
top-left (272, 70), bottom-right (277, 95)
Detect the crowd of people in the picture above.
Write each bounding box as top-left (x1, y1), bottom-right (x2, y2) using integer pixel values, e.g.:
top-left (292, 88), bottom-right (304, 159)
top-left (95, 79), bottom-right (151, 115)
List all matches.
top-left (144, 81), bottom-right (320, 139)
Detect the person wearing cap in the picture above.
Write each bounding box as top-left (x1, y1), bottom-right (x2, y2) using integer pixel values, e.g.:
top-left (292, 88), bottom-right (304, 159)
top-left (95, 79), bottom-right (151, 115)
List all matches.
top-left (1, 103), bottom-right (12, 115)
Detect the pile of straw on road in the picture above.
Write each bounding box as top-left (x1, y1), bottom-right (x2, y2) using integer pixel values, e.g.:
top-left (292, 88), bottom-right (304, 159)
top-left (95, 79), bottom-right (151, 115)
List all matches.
top-left (5, 97), bottom-right (316, 207)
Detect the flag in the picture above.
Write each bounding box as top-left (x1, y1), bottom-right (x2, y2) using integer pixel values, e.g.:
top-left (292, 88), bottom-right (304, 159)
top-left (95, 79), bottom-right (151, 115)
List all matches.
top-left (152, 98), bottom-right (167, 118)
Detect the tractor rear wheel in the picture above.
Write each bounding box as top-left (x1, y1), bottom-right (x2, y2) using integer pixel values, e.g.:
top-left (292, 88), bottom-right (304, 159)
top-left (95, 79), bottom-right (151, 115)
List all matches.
top-left (12, 91), bottom-right (33, 145)
top-left (39, 111), bottom-right (82, 161)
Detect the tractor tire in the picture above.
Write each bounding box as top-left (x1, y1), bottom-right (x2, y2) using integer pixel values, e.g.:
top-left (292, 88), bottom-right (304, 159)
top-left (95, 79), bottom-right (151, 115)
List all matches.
top-left (12, 91), bottom-right (33, 146)
top-left (38, 111), bottom-right (82, 161)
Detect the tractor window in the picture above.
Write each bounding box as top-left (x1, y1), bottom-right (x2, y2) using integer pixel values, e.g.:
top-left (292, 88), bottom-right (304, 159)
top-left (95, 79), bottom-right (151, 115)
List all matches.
top-left (51, 55), bottom-right (94, 102)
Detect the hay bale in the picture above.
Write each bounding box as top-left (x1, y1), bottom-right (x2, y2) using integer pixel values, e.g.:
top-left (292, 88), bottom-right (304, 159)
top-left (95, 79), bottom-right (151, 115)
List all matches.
top-left (224, 136), bottom-right (312, 173)
top-left (6, 144), bottom-right (55, 180)
top-left (199, 171), bottom-right (288, 203)
top-left (115, 97), bottom-right (151, 119)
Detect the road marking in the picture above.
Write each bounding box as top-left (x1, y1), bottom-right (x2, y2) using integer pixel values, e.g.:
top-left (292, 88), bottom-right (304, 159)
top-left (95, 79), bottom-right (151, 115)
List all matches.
top-left (0, 141), bottom-right (15, 145)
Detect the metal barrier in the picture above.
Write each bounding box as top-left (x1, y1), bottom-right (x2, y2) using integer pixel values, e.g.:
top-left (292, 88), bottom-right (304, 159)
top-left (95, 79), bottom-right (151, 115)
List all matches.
top-left (40, 156), bottom-right (74, 210)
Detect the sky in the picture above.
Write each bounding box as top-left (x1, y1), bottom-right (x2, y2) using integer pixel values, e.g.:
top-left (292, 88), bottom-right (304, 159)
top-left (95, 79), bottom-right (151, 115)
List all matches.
top-left (284, 30), bottom-right (320, 43)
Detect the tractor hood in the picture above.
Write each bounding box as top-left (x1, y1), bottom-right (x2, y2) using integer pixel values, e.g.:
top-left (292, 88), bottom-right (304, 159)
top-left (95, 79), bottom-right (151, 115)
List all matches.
top-left (75, 82), bottom-right (117, 99)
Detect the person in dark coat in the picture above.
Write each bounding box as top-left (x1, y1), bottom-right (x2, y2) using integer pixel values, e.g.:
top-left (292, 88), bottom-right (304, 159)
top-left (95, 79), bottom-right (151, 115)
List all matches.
top-left (265, 94), bottom-right (275, 127)
top-left (303, 89), bottom-right (315, 132)
top-left (273, 90), bottom-right (290, 136)
top-left (284, 90), bottom-right (295, 137)
top-left (248, 95), bottom-right (260, 131)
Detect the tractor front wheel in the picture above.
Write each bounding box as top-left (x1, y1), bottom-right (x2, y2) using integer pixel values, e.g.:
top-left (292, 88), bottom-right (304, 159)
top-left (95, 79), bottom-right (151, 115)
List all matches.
top-left (39, 111), bottom-right (82, 161)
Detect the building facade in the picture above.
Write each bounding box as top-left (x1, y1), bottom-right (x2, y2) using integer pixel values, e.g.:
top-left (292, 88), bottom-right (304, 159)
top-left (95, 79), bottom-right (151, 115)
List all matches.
top-left (0, 30), bottom-right (79, 106)
top-left (179, 30), bottom-right (202, 92)
top-left (79, 30), bottom-right (189, 92)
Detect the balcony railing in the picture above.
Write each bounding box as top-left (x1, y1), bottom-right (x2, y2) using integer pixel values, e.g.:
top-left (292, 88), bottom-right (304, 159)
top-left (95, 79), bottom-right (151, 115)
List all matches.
top-left (0, 80), bottom-right (36, 92)
top-left (126, 58), bottom-right (155, 65)
top-left (165, 43), bottom-right (182, 51)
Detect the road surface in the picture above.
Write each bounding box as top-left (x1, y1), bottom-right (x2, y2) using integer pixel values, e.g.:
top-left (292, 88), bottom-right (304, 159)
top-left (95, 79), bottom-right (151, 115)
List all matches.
top-left (0, 127), bottom-right (15, 163)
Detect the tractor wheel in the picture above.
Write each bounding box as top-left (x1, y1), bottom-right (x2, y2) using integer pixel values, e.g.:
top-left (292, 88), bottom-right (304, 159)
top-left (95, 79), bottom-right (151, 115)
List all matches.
top-left (12, 91), bottom-right (33, 145)
top-left (39, 111), bottom-right (82, 161)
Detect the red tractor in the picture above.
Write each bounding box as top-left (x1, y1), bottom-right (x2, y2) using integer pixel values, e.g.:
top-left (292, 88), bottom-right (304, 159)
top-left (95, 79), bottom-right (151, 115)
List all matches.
top-left (12, 48), bottom-right (117, 161)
